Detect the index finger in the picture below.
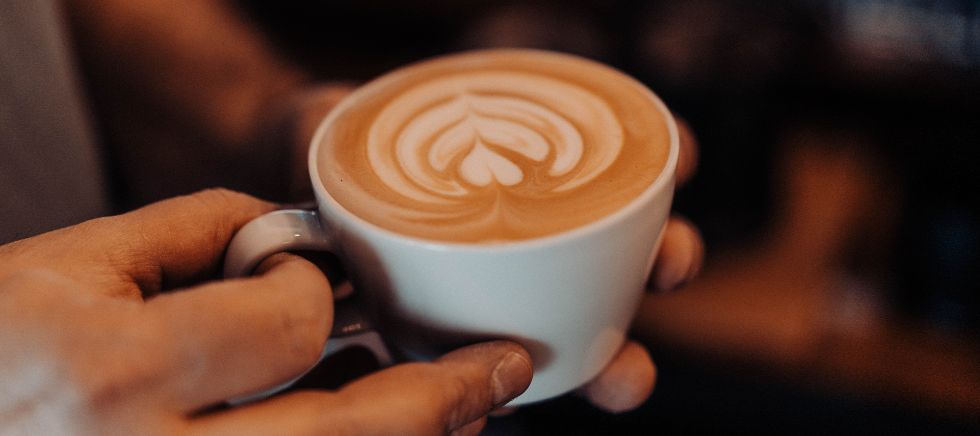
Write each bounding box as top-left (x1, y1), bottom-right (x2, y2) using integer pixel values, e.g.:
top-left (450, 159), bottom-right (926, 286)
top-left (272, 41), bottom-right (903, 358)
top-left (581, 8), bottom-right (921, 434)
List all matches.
top-left (92, 189), bottom-right (276, 294)
top-left (120, 189), bottom-right (276, 292)
top-left (0, 189), bottom-right (275, 297)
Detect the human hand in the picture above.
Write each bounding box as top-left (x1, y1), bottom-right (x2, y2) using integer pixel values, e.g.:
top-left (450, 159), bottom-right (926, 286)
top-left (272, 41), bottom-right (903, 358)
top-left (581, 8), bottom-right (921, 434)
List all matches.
top-left (0, 189), bottom-right (532, 435)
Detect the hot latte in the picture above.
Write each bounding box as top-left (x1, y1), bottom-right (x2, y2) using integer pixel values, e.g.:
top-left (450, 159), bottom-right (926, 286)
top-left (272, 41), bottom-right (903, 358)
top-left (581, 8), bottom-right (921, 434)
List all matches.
top-left (316, 50), bottom-right (671, 242)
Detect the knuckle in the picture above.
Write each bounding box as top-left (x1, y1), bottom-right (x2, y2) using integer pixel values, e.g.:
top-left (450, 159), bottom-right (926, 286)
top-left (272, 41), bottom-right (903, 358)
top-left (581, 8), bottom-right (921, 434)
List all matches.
top-left (413, 364), bottom-right (480, 433)
top-left (69, 364), bottom-right (131, 412)
top-left (275, 300), bottom-right (330, 367)
top-left (188, 188), bottom-right (267, 222)
top-left (441, 377), bottom-right (476, 432)
top-left (186, 187), bottom-right (270, 250)
top-left (1, 268), bottom-right (72, 290)
top-left (73, 215), bottom-right (118, 236)
top-left (68, 321), bottom-right (164, 412)
top-left (191, 187), bottom-right (251, 206)
top-left (266, 262), bottom-right (332, 362)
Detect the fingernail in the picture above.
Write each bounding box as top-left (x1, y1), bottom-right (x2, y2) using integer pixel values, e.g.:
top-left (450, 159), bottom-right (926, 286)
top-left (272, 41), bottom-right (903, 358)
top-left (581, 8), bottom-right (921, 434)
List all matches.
top-left (490, 352), bottom-right (533, 407)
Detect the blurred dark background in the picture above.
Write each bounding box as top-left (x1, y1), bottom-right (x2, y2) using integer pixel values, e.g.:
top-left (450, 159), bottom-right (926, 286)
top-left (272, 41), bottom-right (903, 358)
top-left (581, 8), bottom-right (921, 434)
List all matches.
top-left (62, 0), bottom-right (980, 433)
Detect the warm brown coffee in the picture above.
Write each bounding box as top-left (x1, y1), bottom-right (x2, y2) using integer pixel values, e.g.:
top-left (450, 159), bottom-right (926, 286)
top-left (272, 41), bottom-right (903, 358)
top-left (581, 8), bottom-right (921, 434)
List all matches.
top-left (316, 49), bottom-right (671, 243)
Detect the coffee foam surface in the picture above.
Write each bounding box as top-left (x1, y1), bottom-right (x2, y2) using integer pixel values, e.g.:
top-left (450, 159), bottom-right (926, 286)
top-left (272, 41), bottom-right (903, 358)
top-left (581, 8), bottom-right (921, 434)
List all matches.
top-left (317, 50), bottom-right (670, 243)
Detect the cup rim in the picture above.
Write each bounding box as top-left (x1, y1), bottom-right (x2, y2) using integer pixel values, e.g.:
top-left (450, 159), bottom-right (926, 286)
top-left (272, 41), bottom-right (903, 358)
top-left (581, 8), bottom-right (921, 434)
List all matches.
top-left (308, 48), bottom-right (679, 252)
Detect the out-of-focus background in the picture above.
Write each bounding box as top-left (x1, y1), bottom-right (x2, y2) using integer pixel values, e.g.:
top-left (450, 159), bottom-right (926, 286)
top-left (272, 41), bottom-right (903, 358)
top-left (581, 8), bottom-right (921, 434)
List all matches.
top-left (60, 0), bottom-right (980, 433)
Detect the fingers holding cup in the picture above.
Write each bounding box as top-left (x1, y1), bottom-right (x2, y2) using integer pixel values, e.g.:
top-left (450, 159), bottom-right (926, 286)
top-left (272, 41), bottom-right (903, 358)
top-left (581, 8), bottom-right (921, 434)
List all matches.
top-left (577, 340), bottom-right (657, 413)
top-left (649, 216), bottom-right (705, 293)
top-left (184, 341), bottom-right (532, 436)
top-left (146, 252), bottom-right (332, 411)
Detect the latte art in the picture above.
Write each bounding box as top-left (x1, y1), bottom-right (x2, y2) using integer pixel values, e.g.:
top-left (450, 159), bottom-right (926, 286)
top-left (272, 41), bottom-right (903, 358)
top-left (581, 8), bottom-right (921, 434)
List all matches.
top-left (316, 50), bottom-right (671, 242)
top-left (367, 72), bottom-right (623, 210)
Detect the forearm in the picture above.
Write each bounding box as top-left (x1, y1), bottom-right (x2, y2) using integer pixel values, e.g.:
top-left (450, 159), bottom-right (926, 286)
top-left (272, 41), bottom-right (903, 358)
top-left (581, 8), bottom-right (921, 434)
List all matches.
top-left (61, 0), bottom-right (316, 204)
top-left (64, 0), bottom-right (307, 147)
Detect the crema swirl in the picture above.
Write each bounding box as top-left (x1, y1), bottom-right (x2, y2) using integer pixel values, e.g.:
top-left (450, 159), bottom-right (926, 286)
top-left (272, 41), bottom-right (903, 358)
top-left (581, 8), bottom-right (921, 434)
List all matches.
top-left (316, 50), bottom-right (671, 242)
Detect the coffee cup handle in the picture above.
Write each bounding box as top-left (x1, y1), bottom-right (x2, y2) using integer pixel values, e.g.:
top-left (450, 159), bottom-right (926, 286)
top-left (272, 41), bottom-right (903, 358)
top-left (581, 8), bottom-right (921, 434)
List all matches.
top-left (223, 209), bottom-right (394, 404)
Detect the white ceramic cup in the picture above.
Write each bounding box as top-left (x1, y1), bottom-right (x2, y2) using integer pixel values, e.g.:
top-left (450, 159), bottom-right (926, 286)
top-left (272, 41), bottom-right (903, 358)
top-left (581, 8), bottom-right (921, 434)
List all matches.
top-left (224, 52), bottom-right (679, 405)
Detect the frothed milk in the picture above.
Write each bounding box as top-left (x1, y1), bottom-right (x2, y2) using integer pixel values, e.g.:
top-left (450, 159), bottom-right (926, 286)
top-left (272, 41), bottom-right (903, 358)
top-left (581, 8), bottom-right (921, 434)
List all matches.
top-left (318, 50), bottom-right (670, 242)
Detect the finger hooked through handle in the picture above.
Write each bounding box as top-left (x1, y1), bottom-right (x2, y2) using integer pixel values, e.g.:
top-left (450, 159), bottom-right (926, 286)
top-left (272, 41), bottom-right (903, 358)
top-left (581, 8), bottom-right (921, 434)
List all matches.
top-left (224, 209), bottom-right (333, 278)
top-left (223, 208), bottom-right (395, 404)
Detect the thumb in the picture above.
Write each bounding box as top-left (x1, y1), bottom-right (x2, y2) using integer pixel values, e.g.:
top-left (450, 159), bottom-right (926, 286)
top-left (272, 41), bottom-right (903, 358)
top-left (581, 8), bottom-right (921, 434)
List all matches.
top-left (334, 340), bottom-right (533, 434)
top-left (185, 341), bottom-right (533, 436)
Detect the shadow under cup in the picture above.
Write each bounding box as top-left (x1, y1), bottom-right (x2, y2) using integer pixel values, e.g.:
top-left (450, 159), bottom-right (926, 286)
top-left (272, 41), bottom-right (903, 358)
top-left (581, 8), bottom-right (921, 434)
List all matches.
top-left (232, 49), bottom-right (679, 405)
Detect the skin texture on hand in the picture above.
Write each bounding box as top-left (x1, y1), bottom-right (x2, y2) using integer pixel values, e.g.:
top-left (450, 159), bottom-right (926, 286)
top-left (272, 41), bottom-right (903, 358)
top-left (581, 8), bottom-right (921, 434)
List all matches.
top-left (0, 189), bottom-right (532, 435)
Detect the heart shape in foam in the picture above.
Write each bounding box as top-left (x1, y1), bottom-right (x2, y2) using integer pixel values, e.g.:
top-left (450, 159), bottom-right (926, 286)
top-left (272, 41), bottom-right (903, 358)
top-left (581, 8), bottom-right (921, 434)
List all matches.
top-left (429, 102), bottom-right (555, 187)
top-left (459, 141), bottom-right (523, 186)
top-left (367, 71), bottom-right (623, 204)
